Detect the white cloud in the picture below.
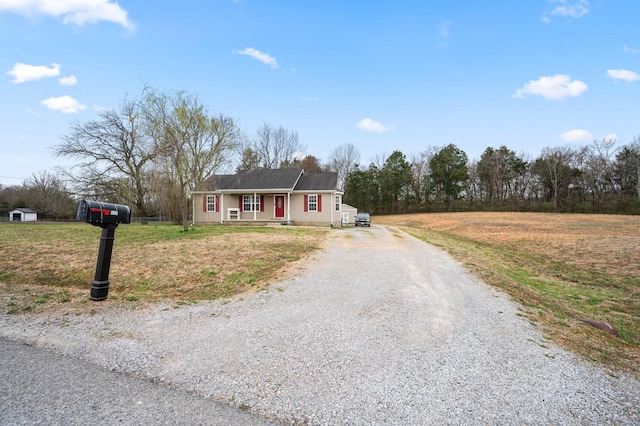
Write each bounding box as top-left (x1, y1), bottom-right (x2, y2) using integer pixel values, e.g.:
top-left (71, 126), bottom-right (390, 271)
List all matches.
top-left (7, 62), bottom-right (60, 83)
top-left (41, 95), bottom-right (86, 113)
top-left (623, 45), bottom-right (638, 54)
top-left (560, 129), bottom-right (592, 142)
top-left (542, 0), bottom-right (589, 23)
top-left (514, 74), bottom-right (588, 100)
top-left (603, 133), bottom-right (617, 143)
top-left (357, 118), bottom-right (393, 133)
top-left (300, 96), bottom-right (319, 102)
top-left (437, 21), bottom-right (451, 39)
top-left (606, 68), bottom-right (640, 82)
top-left (58, 75), bottom-right (77, 85)
top-left (235, 47), bottom-right (279, 69)
top-left (0, 0), bottom-right (135, 30)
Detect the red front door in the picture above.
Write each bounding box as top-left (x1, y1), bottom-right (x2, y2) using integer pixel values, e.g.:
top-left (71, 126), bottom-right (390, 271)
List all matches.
top-left (275, 195), bottom-right (285, 218)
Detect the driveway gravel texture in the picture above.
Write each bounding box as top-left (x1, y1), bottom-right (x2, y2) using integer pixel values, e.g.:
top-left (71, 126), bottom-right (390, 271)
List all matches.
top-left (1, 226), bottom-right (638, 425)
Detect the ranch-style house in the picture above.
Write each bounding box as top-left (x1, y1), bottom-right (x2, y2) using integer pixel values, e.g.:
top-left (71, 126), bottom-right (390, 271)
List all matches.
top-left (191, 169), bottom-right (346, 227)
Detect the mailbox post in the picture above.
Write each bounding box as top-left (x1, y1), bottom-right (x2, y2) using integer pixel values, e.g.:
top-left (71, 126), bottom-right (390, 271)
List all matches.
top-left (76, 200), bottom-right (131, 301)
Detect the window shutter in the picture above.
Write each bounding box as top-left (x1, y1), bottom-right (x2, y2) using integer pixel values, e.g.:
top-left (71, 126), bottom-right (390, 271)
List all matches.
top-left (239, 196), bottom-right (243, 210)
top-left (260, 195), bottom-right (264, 212)
top-left (203, 195), bottom-right (207, 212)
top-left (318, 194), bottom-right (322, 212)
top-left (304, 195), bottom-right (308, 212)
top-left (216, 195), bottom-right (220, 212)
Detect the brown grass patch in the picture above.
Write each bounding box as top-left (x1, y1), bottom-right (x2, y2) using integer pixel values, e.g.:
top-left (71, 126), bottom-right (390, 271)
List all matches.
top-left (0, 223), bottom-right (328, 312)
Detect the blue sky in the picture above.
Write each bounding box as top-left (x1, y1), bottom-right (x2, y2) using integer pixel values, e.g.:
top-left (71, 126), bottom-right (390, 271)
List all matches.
top-left (1, 0), bottom-right (639, 186)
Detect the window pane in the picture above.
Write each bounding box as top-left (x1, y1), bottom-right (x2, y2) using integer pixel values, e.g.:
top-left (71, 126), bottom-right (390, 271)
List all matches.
top-left (243, 195), bottom-right (258, 211)
top-left (308, 194), bottom-right (317, 212)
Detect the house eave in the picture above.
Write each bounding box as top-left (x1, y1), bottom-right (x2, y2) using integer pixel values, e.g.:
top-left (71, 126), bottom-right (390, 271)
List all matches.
top-left (293, 189), bottom-right (344, 194)
top-left (192, 188), bottom-right (296, 194)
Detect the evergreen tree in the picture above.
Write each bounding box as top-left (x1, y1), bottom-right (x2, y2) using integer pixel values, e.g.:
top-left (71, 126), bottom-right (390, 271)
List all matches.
top-left (428, 144), bottom-right (469, 205)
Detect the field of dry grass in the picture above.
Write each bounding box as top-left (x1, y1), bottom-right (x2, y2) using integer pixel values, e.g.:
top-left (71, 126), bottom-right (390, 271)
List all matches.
top-left (0, 223), bottom-right (328, 310)
top-left (376, 212), bottom-right (640, 374)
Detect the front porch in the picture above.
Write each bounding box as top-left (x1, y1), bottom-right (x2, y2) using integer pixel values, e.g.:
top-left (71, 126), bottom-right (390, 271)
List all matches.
top-left (217, 219), bottom-right (294, 227)
top-left (193, 192), bottom-right (295, 225)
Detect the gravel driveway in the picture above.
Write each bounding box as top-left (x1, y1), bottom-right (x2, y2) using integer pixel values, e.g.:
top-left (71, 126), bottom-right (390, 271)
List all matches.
top-left (1, 226), bottom-right (638, 424)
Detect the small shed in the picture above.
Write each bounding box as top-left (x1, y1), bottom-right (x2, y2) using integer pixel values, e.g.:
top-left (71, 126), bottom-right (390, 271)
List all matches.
top-left (9, 208), bottom-right (38, 222)
top-left (340, 203), bottom-right (358, 225)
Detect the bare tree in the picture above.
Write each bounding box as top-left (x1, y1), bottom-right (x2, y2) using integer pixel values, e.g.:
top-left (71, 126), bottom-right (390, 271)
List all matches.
top-left (409, 146), bottom-right (439, 206)
top-left (23, 171), bottom-right (76, 219)
top-left (634, 137), bottom-right (640, 200)
top-left (532, 146), bottom-right (579, 210)
top-left (466, 159), bottom-right (481, 204)
top-left (142, 87), bottom-right (239, 230)
top-left (576, 137), bottom-right (618, 211)
top-left (53, 99), bottom-right (157, 216)
top-left (287, 155), bottom-right (324, 172)
top-left (249, 123), bottom-right (306, 169)
top-left (370, 152), bottom-right (388, 170)
top-left (617, 136), bottom-right (640, 200)
top-left (237, 146), bottom-right (261, 170)
top-left (327, 143), bottom-right (360, 189)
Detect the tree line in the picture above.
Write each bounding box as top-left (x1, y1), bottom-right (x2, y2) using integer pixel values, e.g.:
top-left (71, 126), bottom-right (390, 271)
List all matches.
top-left (343, 138), bottom-right (640, 215)
top-left (1, 87), bottom-right (638, 222)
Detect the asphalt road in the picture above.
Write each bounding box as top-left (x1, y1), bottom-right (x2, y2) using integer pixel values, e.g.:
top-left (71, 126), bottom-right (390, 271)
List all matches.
top-left (0, 337), bottom-right (277, 425)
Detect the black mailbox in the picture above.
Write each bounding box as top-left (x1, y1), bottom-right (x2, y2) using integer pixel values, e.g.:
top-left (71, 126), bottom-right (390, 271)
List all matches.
top-left (76, 200), bottom-right (131, 301)
top-left (77, 200), bottom-right (131, 226)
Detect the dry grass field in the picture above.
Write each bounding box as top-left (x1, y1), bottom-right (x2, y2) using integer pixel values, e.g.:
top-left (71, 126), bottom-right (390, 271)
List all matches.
top-left (375, 212), bottom-right (640, 375)
top-left (0, 223), bottom-right (327, 309)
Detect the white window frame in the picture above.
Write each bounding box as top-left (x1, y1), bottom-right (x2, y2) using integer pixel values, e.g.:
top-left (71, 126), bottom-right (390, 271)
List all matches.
top-left (334, 194), bottom-right (341, 211)
top-left (307, 194), bottom-right (318, 212)
top-left (206, 195), bottom-right (216, 212)
top-left (242, 195), bottom-right (260, 212)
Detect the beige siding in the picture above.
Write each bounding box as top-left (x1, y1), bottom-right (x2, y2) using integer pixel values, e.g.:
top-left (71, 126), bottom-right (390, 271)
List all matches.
top-left (193, 194), bottom-right (221, 224)
top-left (193, 192), bottom-right (343, 226)
top-left (289, 193), bottom-right (338, 226)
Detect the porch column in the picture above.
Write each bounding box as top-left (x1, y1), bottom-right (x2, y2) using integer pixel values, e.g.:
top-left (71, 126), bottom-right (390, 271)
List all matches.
top-left (254, 192), bottom-right (257, 221)
top-left (220, 192), bottom-right (224, 224)
top-left (330, 191), bottom-right (335, 227)
top-left (287, 192), bottom-right (291, 221)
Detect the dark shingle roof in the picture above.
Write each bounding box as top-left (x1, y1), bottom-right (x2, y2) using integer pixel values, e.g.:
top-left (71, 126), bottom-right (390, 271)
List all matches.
top-left (295, 172), bottom-right (338, 191)
top-left (207, 169), bottom-right (303, 191)
top-left (206, 169), bottom-right (339, 192)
